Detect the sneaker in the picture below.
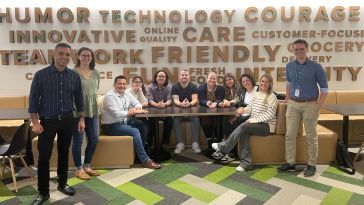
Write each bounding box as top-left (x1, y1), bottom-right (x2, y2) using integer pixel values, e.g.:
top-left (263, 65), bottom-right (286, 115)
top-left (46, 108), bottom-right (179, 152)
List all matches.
top-left (277, 163), bottom-right (296, 173)
top-left (220, 153), bottom-right (235, 164)
top-left (236, 163), bottom-right (253, 172)
top-left (304, 165), bottom-right (316, 177)
top-left (211, 150), bottom-right (224, 160)
top-left (174, 143), bottom-right (185, 154)
top-left (191, 142), bottom-right (201, 153)
top-left (211, 143), bottom-right (220, 151)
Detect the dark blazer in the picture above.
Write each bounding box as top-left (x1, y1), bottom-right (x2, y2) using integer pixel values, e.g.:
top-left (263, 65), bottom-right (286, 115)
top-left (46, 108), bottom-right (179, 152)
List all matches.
top-left (197, 83), bottom-right (225, 106)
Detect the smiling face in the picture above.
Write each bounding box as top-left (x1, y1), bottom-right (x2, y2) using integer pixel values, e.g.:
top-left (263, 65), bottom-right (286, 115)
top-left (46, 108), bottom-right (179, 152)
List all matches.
top-left (207, 72), bottom-right (217, 87)
top-left (54, 46), bottom-right (71, 70)
top-left (259, 76), bottom-right (271, 93)
top-left (132, 77), bottom-right (143, 91)
top-left (225, 77), bottom-right (235, 88)
top-left (292, 43), bottom-right (308, 61)
top-left (156, 71), bottom-right (167, 86)
top-left (114, 78), bottom-right (128, 94)
top-left (241, 76), bottom-right (253, 90)
top-left (78, 50), bottom-right (92, 67)
top-left (179, 70), bottom-right (190, 84)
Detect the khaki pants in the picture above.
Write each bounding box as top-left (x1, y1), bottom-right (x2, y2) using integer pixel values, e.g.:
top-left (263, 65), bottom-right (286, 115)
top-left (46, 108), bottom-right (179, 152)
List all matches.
top-left (285, 100), bottom-right (319, 166)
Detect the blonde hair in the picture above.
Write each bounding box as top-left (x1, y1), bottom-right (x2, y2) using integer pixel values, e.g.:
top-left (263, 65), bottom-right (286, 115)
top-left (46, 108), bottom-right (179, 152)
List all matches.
top-left (259, 74), bottom-right (274, 104)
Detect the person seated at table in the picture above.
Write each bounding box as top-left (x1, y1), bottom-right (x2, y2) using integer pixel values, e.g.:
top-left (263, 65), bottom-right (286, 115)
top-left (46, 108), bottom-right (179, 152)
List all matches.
top-left (147, 70), bottom-right (173, 152)
top-left (214, 73), bottom-right (259, 162)
top-left (214, 73), bottom-right (238, 163)
top-left (212, 74), bottom-right (278, 172)
top-left (197, 71), bottom-right (225, 156)
top-left (101, 75), bottom-right (161, 169)
top-left (172, 69), bottom-right (201, 154)
top-left (126, 76), bottom-right (150, 153)
top-left (126, 76), bottom-right (148, 108)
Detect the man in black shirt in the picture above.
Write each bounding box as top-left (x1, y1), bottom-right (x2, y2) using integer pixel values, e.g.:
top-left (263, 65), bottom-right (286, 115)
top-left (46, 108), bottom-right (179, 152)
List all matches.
top-left (172, 69), bottom-right (201, 153)
top-left (29, 43), bottom-right (85, 205)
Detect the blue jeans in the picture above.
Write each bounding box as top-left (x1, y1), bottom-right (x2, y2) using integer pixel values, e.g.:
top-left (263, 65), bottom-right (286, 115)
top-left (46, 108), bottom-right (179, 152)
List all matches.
top-left (72, 116), bottom-right (99, 169)
top-left (102, 121), bottom-right (149, 163)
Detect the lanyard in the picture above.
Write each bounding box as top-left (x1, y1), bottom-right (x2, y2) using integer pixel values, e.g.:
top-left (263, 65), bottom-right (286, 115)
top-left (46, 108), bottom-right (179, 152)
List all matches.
top-left (295, 63), bottom-right (303, 89)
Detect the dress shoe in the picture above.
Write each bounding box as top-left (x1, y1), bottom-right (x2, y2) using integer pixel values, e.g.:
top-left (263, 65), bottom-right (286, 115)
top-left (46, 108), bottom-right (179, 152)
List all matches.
top-left (31, 194), bottom-right (50, 205)
top-left (84, 168), bottom-right (100, 176)
top-left (57, 184), bottom-right (76, 196)
top-left (143, 159), bottom-right (161, 169)
top-left (75, 169), bottom-right (91, 180)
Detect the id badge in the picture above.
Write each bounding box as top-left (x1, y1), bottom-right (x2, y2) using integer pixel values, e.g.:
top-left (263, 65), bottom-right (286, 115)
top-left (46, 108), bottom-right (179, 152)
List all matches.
top-left (294, 89), bottom-right (300, 97)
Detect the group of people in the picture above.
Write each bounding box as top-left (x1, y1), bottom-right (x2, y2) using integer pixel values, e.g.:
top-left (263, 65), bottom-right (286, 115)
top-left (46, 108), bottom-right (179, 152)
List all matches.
top-left (28, 39), bottom-right (328, 205)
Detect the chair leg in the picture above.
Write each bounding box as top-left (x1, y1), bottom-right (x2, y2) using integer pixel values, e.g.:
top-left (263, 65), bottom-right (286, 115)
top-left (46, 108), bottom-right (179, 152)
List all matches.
top-left (353, 142), bottom-right (364, 163)
top-left (19, 154), bottom-right (35, 179)
top-left (1, 157), bottom-right (5, 179)
top-left (8, 158), bottom-right (18, 192)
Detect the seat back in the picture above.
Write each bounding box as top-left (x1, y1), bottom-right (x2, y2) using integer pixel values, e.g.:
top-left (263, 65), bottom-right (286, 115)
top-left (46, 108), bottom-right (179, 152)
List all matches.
top-left (2, 121), bottom-right (30, 156)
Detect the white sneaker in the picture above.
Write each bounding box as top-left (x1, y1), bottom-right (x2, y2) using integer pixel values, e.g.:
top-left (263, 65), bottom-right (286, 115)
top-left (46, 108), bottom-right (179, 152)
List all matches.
top-left (191, 142), bottom-right (201, 153)
top-left (174, 143), bottom-right (185, 154)
top-left (211, 143), bottom-right (220, 151)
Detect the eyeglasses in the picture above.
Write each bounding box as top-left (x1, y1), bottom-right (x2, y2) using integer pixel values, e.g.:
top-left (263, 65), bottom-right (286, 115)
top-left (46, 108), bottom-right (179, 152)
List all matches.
top-left (293, 48), bottom-right (306, 52)
top-left (157, 75), bottom-right (166, 78)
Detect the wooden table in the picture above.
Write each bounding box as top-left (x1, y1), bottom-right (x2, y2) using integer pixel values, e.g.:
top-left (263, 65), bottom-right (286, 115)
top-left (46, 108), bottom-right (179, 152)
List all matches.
top-left (0, 108), bottom-right (33, 164)
top-left (136, 105), bottom-right (237, 161)
top-left (322, 104), bottom-right (364, 147)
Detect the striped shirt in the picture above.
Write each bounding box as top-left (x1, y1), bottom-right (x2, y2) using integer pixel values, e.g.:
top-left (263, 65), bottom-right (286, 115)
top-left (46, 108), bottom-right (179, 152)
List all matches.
top-left (244, 91), bottom-right (278, 133)
top-left (28, 64), bottom-right (84, 118)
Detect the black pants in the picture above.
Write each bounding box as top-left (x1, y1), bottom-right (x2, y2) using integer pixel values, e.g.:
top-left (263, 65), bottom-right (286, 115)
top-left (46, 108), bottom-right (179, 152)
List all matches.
top-left (148, 117), bottom-right (173, 145)
top-left (37, 118), bottom-right (74, 195)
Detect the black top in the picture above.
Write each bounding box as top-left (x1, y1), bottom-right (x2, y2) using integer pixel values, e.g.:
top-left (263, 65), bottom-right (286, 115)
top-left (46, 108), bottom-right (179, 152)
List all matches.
top-left (172, 82), bottom-right (197, 102)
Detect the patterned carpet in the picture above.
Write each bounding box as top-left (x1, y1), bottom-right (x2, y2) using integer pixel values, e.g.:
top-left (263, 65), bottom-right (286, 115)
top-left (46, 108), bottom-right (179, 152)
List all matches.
top-left (1, 149), bottom-right (364, 205)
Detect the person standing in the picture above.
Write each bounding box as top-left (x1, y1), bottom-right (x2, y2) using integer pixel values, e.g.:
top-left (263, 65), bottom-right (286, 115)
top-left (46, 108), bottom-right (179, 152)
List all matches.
top-left (72, 47), bottom-right (100, 180)
top-left (101, 75), bottom-right (161, 169)
top-left (172, 69), bottom-right (201, 154)
top-left (277, 39), bottom-right (328, 177)
top-left (29, 43), bottom-right (85, 205)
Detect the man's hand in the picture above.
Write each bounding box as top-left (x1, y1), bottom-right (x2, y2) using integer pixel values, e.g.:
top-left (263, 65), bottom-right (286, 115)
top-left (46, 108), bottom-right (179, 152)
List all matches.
top-left (32, 121), bottom-right (44, 134)
top-left (78, 118), bottom-right (85, 133)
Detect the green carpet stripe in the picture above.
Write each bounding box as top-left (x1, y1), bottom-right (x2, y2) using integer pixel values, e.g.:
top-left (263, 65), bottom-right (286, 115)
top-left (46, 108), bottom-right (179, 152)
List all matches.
top-left (203, 166), bottom-right (236, 183)
top-left (320, 187), bottom-right (352, 205)
top-left (0, 181), bottom-right (15, 202)
top-left (83, 178), bottom-right (134, 203)
top-left (146, 163), bottom-right (198, 184)
top-left (326, 166), bottom-right (345, 175)
top-left (167, 179), bottom-right (218, 203)
top-left (275, 173), bottom-right (331, 192)
top-left (67, 177), bottom-right (84, 186)
top-left (16, 185), bottom-right (38, 204)
top-left (117, 182), bottom-right (163, 205)
top-left (250, 167), bottom-right (277, 182)
top-left (219, 178), bottom-right (272, 202)
top-left (348, 193), bottom-right (364, 205)
top-left (322, 172), bottom-right (364, 187)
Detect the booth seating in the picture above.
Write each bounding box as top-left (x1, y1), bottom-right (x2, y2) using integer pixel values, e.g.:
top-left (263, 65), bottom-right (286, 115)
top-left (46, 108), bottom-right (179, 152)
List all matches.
top-left (31, 95), bottom-right (134, 170)
top-left (174, 102), bottom-right (338, 164)
top-left (31, 136), bottom-right (134, 170)
top-left (318, 91), bottom-right (364, 146)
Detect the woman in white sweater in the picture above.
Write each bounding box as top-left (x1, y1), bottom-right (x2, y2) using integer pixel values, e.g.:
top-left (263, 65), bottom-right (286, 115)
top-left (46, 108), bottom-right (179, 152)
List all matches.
top-left (212, 74), bottom-right (278, 172)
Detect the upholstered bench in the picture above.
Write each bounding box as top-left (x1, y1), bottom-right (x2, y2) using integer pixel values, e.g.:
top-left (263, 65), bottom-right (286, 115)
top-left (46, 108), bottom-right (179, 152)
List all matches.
top-left (32, 135), bottom-right (134, 170)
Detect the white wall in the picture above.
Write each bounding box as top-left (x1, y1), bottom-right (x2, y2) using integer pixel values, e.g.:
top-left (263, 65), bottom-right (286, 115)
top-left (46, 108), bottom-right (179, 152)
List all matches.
top-left (0, 0), bottom-right (363, 95)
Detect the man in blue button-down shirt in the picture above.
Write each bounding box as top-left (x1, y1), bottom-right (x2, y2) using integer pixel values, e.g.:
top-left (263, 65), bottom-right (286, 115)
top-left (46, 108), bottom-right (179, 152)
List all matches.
top-left (277, 39), bottom-right (328, 177)
top-left (29, 43), bottom-right (85, 205)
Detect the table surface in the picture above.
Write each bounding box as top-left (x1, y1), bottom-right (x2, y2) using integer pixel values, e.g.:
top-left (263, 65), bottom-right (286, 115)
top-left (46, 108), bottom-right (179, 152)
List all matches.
top-left (135, 105), bottom-right (237, 118)
top-left (0, 108), bottom-right (29, 120)
top-left (322, 104), bottom-right (364, 116)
